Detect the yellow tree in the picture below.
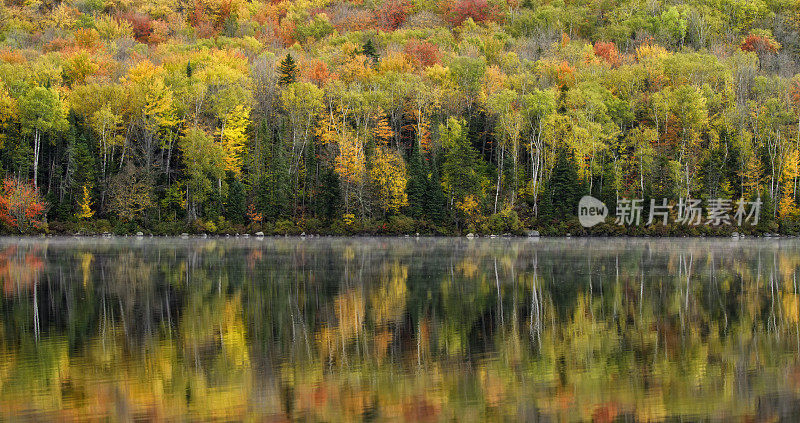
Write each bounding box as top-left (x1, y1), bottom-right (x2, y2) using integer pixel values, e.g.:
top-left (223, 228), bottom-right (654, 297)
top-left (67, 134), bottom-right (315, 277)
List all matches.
top-left (0, 81), bottom-right (16, 149)
top-left (369, 146), bottom-right (409, 214)
top-left (335, 130), bottom-right (366, 213)
top-left (76, 185), bottom-right (95, 220)
top-left (780, 148), bottom-right (800, 218)
top-left (217, 104), bottom-right (250, 177)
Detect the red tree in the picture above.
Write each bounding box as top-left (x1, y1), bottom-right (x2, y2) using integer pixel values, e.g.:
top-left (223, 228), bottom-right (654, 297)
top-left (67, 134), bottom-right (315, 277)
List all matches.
top-left (373, 0), bottom-right (412, 31)
top-left (740, 33), bottom-right (780, 54)
top-left (404, 40), bottom-right (441, 67)
top-left (444, 0), bottom-right (498, 27)
top-left (0, 178), bottom-right (47, 233)
top-left (121, 12), bottom-right (153, 43)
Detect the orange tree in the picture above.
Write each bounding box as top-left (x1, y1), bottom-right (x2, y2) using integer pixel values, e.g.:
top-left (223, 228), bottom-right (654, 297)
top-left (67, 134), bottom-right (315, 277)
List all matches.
top-left (0, 178), bottom-right (47, 233)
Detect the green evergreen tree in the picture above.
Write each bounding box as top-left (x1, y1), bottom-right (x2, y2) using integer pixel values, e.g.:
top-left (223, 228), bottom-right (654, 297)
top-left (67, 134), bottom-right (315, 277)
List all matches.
top-left (425, 164), bottom-right (448, 225)
top-left (362, 39), bottom-right (378, 63)
top-left (225, 176), bottom-right (246, 224)
top-left (278, 53), bottom-right (297, 85)
top-left (406, 147), bottom-right (427, 219)
top-left (317, 167), bottom-right (342, 223)
top-left (543, 147), bottom-right (583, 218)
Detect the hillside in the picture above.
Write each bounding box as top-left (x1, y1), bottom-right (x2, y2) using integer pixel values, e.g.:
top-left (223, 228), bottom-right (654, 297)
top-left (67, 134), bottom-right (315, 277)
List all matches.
top-left (0, 0), bottom-right (799, 235)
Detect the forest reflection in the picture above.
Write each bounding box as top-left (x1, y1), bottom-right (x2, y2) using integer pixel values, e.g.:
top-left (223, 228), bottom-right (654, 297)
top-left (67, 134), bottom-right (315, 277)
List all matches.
top-left (1, 237), bottom-right (800, 420)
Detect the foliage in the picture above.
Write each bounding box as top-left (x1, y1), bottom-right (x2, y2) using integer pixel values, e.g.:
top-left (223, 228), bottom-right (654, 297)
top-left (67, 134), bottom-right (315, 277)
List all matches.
top-left (0, 178), bottom-right (46, 233)
top-left (2, 0), bottom-right (800, 234)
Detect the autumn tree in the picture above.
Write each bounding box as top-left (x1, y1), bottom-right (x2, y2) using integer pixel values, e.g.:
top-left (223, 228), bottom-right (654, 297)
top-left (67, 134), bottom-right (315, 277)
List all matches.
top-left (218, 104), bottom-right (250, 177)
top-left (76, 185), bottom-right (95, 220)
top-left (369, 146), bottom-right (408, 214)
top-left (0, 179), bottom-right (47, 233)
top-left (373, 0), bottom-right (412, 31)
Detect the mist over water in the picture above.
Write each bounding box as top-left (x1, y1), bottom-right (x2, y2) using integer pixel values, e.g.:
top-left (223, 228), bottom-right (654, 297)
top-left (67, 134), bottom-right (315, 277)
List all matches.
top-left (1, 237), bottom-right (799, 420)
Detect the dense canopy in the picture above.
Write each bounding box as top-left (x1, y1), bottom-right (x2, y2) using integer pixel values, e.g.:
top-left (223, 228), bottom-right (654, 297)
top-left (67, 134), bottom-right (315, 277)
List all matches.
top-left (1, 0), bottom-right (800, 234)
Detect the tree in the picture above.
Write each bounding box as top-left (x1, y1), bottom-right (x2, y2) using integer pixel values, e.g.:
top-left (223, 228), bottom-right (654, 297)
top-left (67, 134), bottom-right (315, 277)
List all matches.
top-left (109, 163), bottom-right (153, 222)
top-left (218, 104), bottom-right (250, 177)
top-left (0, 178), bottom-right (47, 233)
top-left (278, 54), bottom-right (298, 85)
top-left (179, 127), bottom-right (225, 219)
top-left (362, 39), bottom-right (379, 63)
top-left (543, 147), bottom-right (582, 218)
top-left (76, 185), bottom-right (95, 220)
top-left (440, 118), bottom-right (485, 226)
top-left (370, 146), bottom-right (408, 214)
top-left (0, 81), bottom-right (16, 149)
top-left (374, 109), bottom-right (394, 144)
top-left (18, 86), bottom-right (68, 188)
top-left (373, 0), bottom-right (412, 30)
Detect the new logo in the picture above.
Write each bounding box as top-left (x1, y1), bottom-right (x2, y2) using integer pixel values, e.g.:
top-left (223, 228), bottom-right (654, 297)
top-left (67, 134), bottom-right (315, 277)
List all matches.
top-left (578, 196), bottom-right (607, 227)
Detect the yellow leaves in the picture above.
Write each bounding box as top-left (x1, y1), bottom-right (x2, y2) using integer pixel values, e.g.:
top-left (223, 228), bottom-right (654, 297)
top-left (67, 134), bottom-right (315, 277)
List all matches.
top-left (380, 51), bottom-right (412, 73)
top-left (369, 146), bottom-right (409, 213)
top-left (456, 194), bottom-right (480, 220)
top-left (76, 185), bottom-right (95, 220)
top-left (338, 54), bottom-right (374, 84)
top-left (335, 131), bottom-right (365, 185)
top-left (779, 195), bottom-right (798, 219)
top-left (483, 65), bottom-right (507, 96)
top-left (0, 81), bottom-right (15, 149)
top-left (217, 104), bottom-right (250, 177)
top-left (62, 51), bottom-right (100, 86)
top-left (783, 148), bottom-right (800, 182)
top-left (315, 112), bottom-right (337, 146)
top-left (374, 109), bottom-right (394, 144)
top-left (636, 42), bottom-right (670, 62)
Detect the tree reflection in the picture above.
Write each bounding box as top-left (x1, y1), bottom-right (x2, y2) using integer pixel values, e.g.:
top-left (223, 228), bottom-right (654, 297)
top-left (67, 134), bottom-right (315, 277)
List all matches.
top-left (1, 237), bottom-right (800, 420)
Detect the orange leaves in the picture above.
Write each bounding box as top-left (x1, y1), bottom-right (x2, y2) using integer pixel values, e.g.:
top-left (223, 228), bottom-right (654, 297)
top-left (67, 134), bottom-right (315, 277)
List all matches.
top-left (556, 60), bottom-right (575, 89)
top-left (593, 41), bottom-right (619, 66)
top-left (374, 109), bottom-right (394, 144)
top-left (306, 59), bottom-right (334, 86)
top-left (246, 203), bottom-right (263, 224)
top-left (0, 178), bottom-right (47, 233)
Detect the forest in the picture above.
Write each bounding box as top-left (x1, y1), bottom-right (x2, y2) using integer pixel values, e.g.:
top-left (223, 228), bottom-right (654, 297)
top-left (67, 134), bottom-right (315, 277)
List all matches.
top-left (1, 0), bottom-right (800, 235)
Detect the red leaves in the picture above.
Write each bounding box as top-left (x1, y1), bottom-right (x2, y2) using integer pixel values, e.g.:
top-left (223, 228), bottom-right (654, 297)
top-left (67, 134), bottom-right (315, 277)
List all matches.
top-left (120, 12), bottom-right (153, 43)
top-left (404, 40), bottom-right (441, 68)
top-left (0, 178), bottom-right (47, 233)
top-left (443, 0), bottom-right (498, 27)
top-left (373, 0), bottom-right (412, 31)
top-left (740, 33), bottom-right (780, 54)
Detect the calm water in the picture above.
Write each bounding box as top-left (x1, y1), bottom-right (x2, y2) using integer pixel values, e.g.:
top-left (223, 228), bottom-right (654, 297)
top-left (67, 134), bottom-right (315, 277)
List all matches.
top-left (1, 237), bottom-right (800, 420)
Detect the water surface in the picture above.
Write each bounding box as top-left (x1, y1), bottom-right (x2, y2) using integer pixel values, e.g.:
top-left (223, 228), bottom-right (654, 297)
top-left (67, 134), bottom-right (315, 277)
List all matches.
top-left (1, 237), bottom-right (799, 421)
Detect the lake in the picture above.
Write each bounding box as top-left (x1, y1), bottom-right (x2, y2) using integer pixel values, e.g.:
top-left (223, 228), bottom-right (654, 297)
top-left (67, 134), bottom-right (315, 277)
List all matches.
top-left (1, 236), bottom-right (799, 420)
